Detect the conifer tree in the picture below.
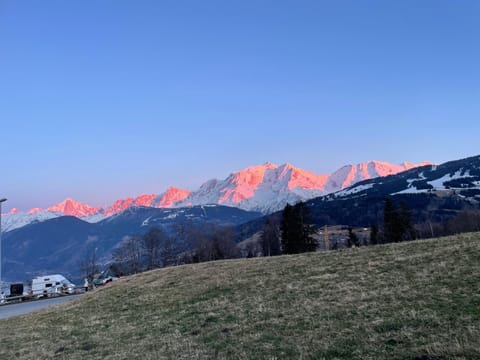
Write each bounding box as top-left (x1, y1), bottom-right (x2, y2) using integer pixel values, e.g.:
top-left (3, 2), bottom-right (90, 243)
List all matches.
top-left (369, 224), bottom-right (379, 245)
top-left (281, 202), bottom-right (317, 254)
top-left (383, 198), bottom-right (415, 243)
top-left (347, 227), bottom-right (360, 247)
top-left (398, 201), bottom-right (416, 241)
top-left (383, 198), bottom-right (399, 243)
top-left (280, 204), bottom-right (296, 253)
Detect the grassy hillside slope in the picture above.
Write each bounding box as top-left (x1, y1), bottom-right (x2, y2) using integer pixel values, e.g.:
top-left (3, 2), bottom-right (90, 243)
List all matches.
top-left (1, 233), bottom-right (480, 359)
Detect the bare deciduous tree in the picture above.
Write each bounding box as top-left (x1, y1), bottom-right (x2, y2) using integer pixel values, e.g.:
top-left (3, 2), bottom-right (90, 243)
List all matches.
top-left (112, 235), bottom-right (144, 276)
top-left (260, 217), bottom-right (281, 256)
top-left (142, 227), bottom-right (165, 270)
top-left (191, 225), bottom-right (240, 262)
top-left (79, 249), bottom-right (100, 281)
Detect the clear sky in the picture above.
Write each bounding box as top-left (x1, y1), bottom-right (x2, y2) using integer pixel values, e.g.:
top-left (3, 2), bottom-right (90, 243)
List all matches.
top-left (0, 0), bottom-right (479, 212)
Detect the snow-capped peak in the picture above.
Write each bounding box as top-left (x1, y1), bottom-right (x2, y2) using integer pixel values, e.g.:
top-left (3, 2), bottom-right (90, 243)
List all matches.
top-left (401, 161), bottom-right (431, 170)
top-left (47, 198), bottom-right (102, 217)
top-left (28, 208), bottom-right (43, 214)
top-left (325, 160), bottom-right (431, 192)
top-left (155, 187), bottom-right (190, 207)
top-left (176, 162), bottom-right (331, 213)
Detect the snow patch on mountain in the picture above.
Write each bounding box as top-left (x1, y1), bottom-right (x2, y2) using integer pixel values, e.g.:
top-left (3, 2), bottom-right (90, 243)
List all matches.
top-left (397, 170), bottom-right (478, 195)
top-left (82, 213), bottom-right (109, 223)
top-left (393, 187), bottom-right (428, 195)
top-left (335, 183), bottom-right (375, 197)
top-left (1, 211), bottom-right (62, 232)
top-left (427, 170), bottom-right (476, 189)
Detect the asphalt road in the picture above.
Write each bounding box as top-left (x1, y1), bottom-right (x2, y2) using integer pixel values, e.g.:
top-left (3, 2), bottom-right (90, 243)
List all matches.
top-left (0, 294), bottom-right (82, 320)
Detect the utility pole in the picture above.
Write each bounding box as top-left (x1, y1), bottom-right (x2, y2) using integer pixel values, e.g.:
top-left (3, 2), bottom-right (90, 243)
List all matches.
top-left (0, 198), bottom-right (7, 292)
top-left (324, 224), bottom-right (329, 251)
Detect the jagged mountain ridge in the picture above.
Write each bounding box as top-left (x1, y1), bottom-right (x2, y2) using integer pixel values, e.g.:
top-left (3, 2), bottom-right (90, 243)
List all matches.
top-left (235, 155), bottom-right (480, 241)
top-left (329, 155), bottom-right (480, 200)
top-left (305, 154), bottom-right (480, 227)
top-left (324, 161), bottom-right (430, 191)
top-left (2, 159), bottom-right (429, 232)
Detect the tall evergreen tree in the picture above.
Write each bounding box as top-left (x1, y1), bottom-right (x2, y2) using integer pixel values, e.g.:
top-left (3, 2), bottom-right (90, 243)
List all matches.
top-left (369, 224), bottom-right (379, 245)
top-left (347, 227), bottom-right (360, 247)
top-left (383, 198), bottom-right (399, 243)
top-left (398, 201), bottom-right (416, 241)
top-left (383, 198), bottom-right (415, 243)
top-left (281, 202), bottom-right (317, 254)
top-left (280, 204), bottom-right (296, 253)
top-left (295, 202), bottom-right (317, 252)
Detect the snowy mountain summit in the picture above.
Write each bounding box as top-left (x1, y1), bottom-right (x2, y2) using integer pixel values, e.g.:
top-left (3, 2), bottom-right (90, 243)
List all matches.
top-left (332, 155), bottom-right (480, 200)
top-left (176, 160), bottom-right (430, 213)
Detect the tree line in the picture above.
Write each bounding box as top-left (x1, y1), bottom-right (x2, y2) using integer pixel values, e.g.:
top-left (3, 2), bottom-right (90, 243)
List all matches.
top-left (80, 202), bottom-right (318, 279)
top-left (81, 197), bottom-right (480, 279)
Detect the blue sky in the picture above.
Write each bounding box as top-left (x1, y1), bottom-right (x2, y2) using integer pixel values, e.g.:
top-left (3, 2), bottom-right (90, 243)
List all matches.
top-left (0, 0), bottom-right (479, 211)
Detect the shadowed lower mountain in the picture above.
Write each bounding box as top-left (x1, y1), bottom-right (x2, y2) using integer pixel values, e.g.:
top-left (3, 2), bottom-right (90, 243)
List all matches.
top-left (2, 205), bottom-right (262, 283)
top-left (307, 154), bottom-right (480, 226)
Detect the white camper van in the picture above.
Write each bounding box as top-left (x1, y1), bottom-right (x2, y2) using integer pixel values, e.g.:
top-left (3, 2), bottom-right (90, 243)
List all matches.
top-left (31, 274), bottom-right (76, 298)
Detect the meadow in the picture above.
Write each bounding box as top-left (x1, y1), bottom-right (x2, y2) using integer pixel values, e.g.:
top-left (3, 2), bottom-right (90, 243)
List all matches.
top-left (1, 233), bottom-right (479, 359)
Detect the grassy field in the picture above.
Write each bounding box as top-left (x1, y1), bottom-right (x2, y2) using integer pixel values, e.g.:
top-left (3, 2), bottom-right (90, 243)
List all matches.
top-left (1, 233), bottom-right (480, 359)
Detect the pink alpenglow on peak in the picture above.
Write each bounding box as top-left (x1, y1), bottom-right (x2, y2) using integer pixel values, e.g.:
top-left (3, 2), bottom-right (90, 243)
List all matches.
top-left (180, 162), bottom-right (330, 212)
top-left (282, 165), bottom-right (329, 191)
top-left (156, 187), bottom-right (190, 207)
top-left (28, 208), bottom-right (43, 214)
top-left (2, 208), bottom-right (19, 215)
top-left (47, 198), bottom-right (102, 217)
top-left (401, 161), bottom-right (432, 170)
top-left (325, 160), bottom-right (432, 191)
top-left (104, 198), bottom-right (135, 216)
top-left (101, 190), bottom-right (190, 216)
top-left (133, 194), bottom-right (156, 207)
top-left (219, 163), bottom-right (278, 203)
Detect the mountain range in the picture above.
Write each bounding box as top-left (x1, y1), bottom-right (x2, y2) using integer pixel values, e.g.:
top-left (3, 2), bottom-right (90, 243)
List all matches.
top-left (2, 159), bottom-right (430, 232)
top-left (2, 154), bottom-right (479, 283)
top-left (236, 155), bottom-right (480, 242)
top-left (305, 154), bottom-right (480, 229)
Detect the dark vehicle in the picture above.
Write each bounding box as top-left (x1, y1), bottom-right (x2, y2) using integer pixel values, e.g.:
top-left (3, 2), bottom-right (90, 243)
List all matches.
top-left (92, 269), bottom-right (119, 286)
top-left (9, 283), bottom-right (24, 297)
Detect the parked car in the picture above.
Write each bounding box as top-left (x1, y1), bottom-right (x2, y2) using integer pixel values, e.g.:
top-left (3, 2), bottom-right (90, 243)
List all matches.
top-left (92, 269), bottom-right (118, 286)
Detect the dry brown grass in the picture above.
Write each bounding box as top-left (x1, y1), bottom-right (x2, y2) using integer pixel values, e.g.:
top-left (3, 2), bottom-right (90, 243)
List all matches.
top-left (1, 233), bottom-right (480, 359)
